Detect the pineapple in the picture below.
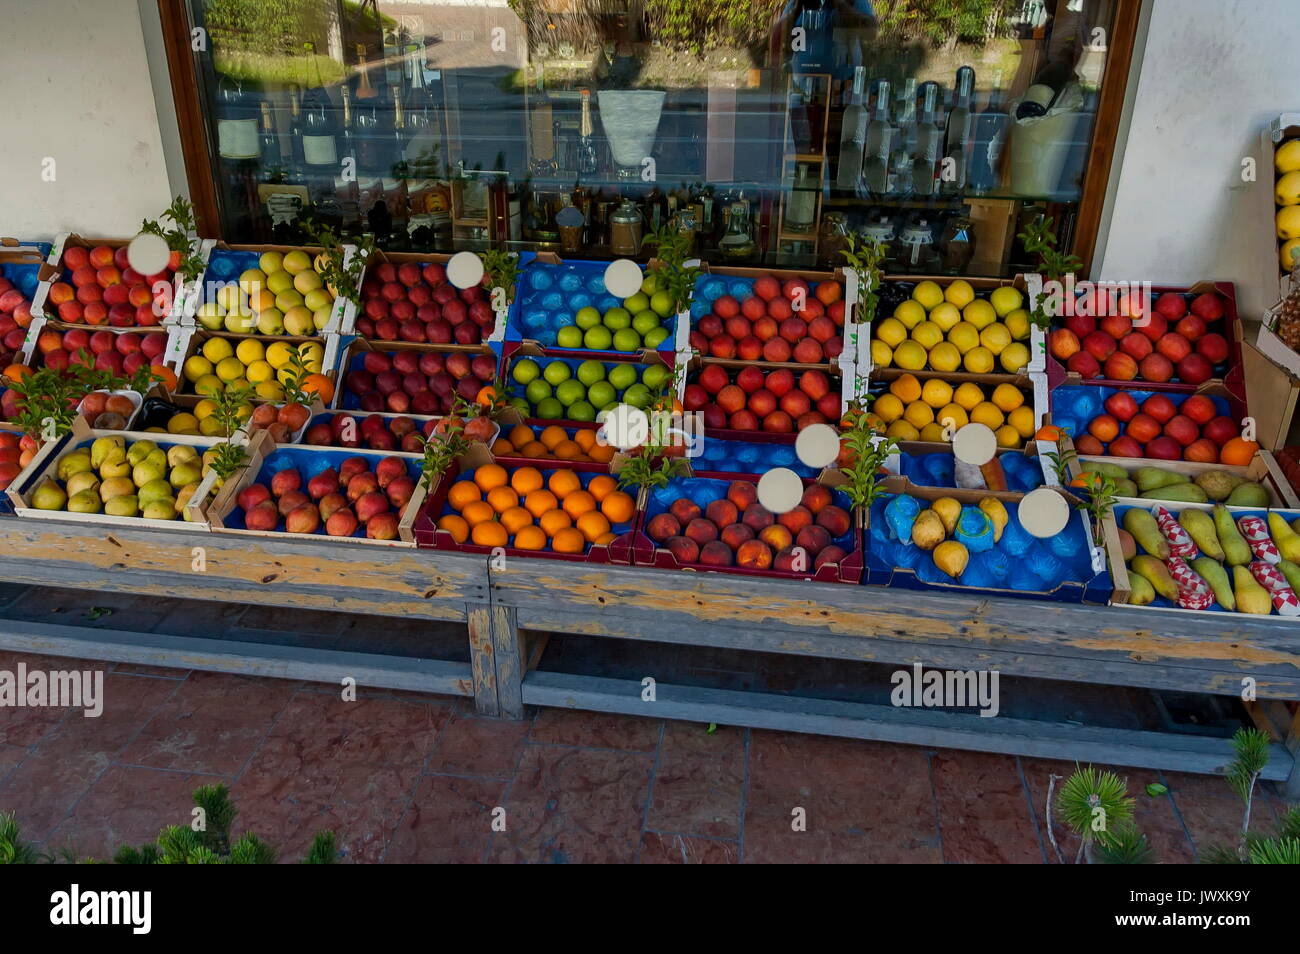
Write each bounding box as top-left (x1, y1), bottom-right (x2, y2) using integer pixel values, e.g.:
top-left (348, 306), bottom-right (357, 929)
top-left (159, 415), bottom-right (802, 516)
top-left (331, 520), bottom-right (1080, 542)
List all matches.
top-left (1277, 259), bottom-right (1300, 351)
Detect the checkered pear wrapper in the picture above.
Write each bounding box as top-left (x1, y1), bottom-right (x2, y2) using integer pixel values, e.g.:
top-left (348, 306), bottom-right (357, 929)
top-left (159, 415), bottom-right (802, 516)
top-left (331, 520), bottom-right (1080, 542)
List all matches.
top-left (1249, 561), bottom-right (1300, 616)
top-left (1154, 506), bottom-right (1197, 559)
top-left (1165, 556), bottom-right (1213, 609)
top-left (1237, 516), bottom-right (1281, 565)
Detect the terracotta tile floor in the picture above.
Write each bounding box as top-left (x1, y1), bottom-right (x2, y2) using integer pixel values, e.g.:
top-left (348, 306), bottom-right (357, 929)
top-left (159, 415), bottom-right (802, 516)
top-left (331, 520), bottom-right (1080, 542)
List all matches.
top-left (0, 645), bottom-right (1289, 864)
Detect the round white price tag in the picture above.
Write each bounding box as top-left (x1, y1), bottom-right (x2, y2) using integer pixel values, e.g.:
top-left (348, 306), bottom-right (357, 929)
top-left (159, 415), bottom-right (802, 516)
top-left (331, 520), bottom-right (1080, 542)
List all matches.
top-left (126, 233), bottom-right (171, 276)
top-left (795, 423), bottom-right (841, 469)
top-left (446, 251), bottom-right (485, 289)
top-left (603, 259), bottom-right (644, 299)
top-left (1019, 487), bottom-right (1071, 539)
top-left (757, 467), bottom-right (804, 514)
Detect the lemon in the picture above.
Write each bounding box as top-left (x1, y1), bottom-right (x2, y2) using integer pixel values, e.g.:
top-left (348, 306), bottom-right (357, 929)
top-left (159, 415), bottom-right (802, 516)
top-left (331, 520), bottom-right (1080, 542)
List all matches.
top-left (904, 401), bottom-right (934, 429)
top-left (1278, 206), bottom-right (1300, 240)
top-left (929, 302), bottom-right (962, 332)
top-left (921, 378), bottom-right (953, 408)
top-left (202, 337), bottom-right (234, 363)
top-left (994, 424), bottom-right (1022, 449)
top-left (1004, 308), bottom-right (1031, 341)
top-left (963, 346), bottom-right (995, 374)
top-left (963, 299), bottom-right (997, 330)
top-left (1277, 170), bottom-right (1300, 206)
top-left (1282, 238), bottom-right (1300, 271)
top-left (236, 338), bottom-right (266, 365)
top-left (991, 383), bottom-right (1025, 412)
top-left (990, 286), bottom-right (1024, 317)
top-left (943, 280), bottom-right (975, 309)
top-left (298, 342), bottom-right (325, 372)
top-left (893, 300), bottom-right (927, 329)
top-left (246, 360), bottom-right (276, 384)
top-left (919, 422), bottom-right (947, 442)
top-left (194, 374), bottom-right (225, 398)
top-left (873, 393), bottom-right (905, 423)
top-left (1008, 405), bottom-right (1036, 438)
top-left (255, 380), bottom-right (286, 401)
top-left (183, 355), bottom-right (213, 383)
top-left (870, 339), bottom-right (894, 368)
top-left (889, 373), bottom-right (923, 403)
top-left (911, 320), bottom-right (943, 350)
top-left (937, 403), bottom-right (969, 431)
top-left (199, 416), bottom-right (229, 437)
top-left (912, 280), bottom-right (944, 310)
top-left (947, 322), bottom-right (980, 354)
top-left (166, 413), bottom-right (198, 434)
top-left (886, 419), bottom-right (920, 442)
top-left (265, 341), bottom-right (296, 369)
top-left (953, 382), bottom-right (984, 411)
top-left (928, 341), bottom-right (962, 373)
top-left (193, 399), bottom-right (218, 420)
top-left (216, 357), bottom-right (246, 382)
top-left (893, 340), bottom-right (928, 371)
top-left (979, 323), bottom-right (1012, 356)
top-left (969, 401), bottom-right (1005, 430)
top-left (876, 317), bottom-right (908, 347)
top-left (1278, 140), bottom-right (1300, 175)
top-left (1000, 342), bottom-right (1030, 373)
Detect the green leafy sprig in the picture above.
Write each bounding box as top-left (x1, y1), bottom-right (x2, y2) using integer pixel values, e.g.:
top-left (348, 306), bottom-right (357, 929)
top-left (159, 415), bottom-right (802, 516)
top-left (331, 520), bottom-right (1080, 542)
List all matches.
top-left (300, 219), bottom-right (374, 308)
top-left (482, 248), bottom-right (521, 307)
top-left (838, 409), bottom-right (893, 512)
top-left (1055, 765), bottom-right (1135, 863)
top-left (421, 418), bottom-right (471, 491)
top-left (139, 196), bottom-right (205, 281)
top-left (839, 232), bottom-right (887, 334)
top-left (1018, 216), bottom-right (1083, 331)
top-left (645, 222), bottom-right (700, 317)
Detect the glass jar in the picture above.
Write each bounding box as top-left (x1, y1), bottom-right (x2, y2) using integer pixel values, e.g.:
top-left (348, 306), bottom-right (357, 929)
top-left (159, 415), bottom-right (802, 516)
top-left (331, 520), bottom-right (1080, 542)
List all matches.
top-left (898, 218), bottom-right (939, 274)
top-left (718, 201), bottom-right (756, 261)
top-left (940, 215), bottom-right (977, 274)
top-left (609, 199), bottom-right (643, 256)
top-left (818, 212), bottom-right (848, 269)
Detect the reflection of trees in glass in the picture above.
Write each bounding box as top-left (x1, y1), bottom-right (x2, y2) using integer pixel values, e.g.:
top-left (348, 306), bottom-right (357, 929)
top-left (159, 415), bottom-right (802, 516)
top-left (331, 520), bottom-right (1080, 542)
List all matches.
top-left (874, 0), bottom-right (1016, 46)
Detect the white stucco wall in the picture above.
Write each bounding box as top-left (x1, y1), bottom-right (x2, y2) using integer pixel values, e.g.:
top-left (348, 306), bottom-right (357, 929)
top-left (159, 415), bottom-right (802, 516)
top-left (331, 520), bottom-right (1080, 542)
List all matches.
top-left (0, 0), bottom-right (177, 240)
top-left (1097, 0), bottom-right (1292, 322)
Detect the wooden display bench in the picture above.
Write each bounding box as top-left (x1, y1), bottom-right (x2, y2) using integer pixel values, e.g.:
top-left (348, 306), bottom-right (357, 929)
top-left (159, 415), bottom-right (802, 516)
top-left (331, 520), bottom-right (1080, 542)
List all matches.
top-left (0, 517), bottom-right (1298, 794)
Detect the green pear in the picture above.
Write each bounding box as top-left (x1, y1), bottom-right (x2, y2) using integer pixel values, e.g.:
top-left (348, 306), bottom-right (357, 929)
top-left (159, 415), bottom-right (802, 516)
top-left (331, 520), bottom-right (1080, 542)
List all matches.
top-left (1126, 572), bottom-right (1155, 605)
top-left (1194, 470), bottom-right (1243, 502)
top-left (1179, 509), bottom-right (1224, 561)
top-left (65, 471), bottom-right (100, 498)
top-left (126, 440), bottom-right (158, 467)
top-left (1130, 555), bottom-right (1179, 602)
top-left (1268, 512), bottom-right (1300, 563)
top-left (1191, 556), bottom-right (1235, 611)
top-left (168, 461), bottom-right (203, 489)
top-left (67, 488), bottom-right (101, 514)
top-left (138, 478), bottom-right (173, 506)
top-left (56, 450), bottom-right (92, 482)
top-left (911, 510), bottom-right (946, 551)
top-left (1233, 565), bottom-right (1273, 615)
top-left (1278, 560), bottom-right (1300, 596)
top-left (1134, 467), bottom-right (1188, 493)
top-left (1213, 505), bottom-right (1252, 566)
top-left (29, 478), bottom-right (67, 511)
top-left (142, 498), bottom-right (177, 521)
top-left (99, 451), bottom-right (131, 479)
top-left (132, 458), bottom-right (168, 489)
top-left (90, 435), bottom-right (125, 470)
top-left (979, 498), bottom-right (1008, 542)
top-left (166, 444), bottom-right (199, 469)
top-left (99, 476), bottom-right (136, 501)
top-left (1123, 508), bottom-right (1169, 559)
top-left (1226, 482), bottom-right (1270, 508)
top-left (104, 494), bottom-right (139, 518)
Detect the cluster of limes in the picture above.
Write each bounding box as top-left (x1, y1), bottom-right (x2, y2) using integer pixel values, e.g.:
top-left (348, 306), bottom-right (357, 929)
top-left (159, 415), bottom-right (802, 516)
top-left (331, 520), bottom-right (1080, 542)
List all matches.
top-left (509, 357), bottom-right (672, 421)
top-left (872, 373), bottom-right (1037, 449)
top-left (491, 423), bottom-right (617, 464)
top-left (871, 280), bottom-right (1031, 375)
top-left (555, 273), bottom-right (676, 352)
top-left (181, 335), bottom-right (325, 400)
top-left (437, 464), bottom-right (636, 554)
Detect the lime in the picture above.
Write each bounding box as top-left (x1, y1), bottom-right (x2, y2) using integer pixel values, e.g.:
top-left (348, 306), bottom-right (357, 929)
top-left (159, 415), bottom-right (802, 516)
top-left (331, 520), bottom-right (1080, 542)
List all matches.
top-left (587, 381), bottom-right (616, 408)
top-left (568, 400), bottom-right (596, 422)
top-left (509, 396), bottom-right (530, 414)
top-left (511, 358), bottom-right (540, 385)
top-left (643, 327), bottom-right (670, 349)
top-left (542, 361), bottom-right (572, 386)
top-left (556, 325), bottom-right (584, 348)
top-left (575, 306), bottom-right (602, 330)
top-left (622, 292), bottom-right (650, 314)
top-left (632, 310), bottom-right (660, 335)
top-left (576, 360), bottom-right (606, 386)
top-left (584, 326), bottom-right (613, 350)
top-left (612, 328), bottom-right (641, 352)
top-left (607, 363), bottom-right (638, 392)
top-left (640, 274), bottom-right (659, 295)
top-left (623, 383), bottom-right (652, 408)
top-left (555, 379), bottom-right (587, 407)
top-left (642, 364), bottom-right (671, 391)
top-left (524, 379), bottom-right (553, 404)
top-left (650, 290), bottom-right (675, 317)
top-left (536, 397), bottom-right (564, 419)
top-left (603, 307), bottom-right (631, 330)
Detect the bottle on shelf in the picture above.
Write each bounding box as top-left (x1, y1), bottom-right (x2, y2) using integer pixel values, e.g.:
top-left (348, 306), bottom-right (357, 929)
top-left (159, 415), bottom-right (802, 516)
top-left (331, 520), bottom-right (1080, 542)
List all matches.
top-left (215, 74), bottom-right (260, 162)
top-left (786, 162), bottom-right (818, 234)
top-left (403, 42), bottom-right (443, 176)
top-left (942, 66), bottom-right (975, 194)
top-left (528, 69), bottom-right (557, 176)
top-left (299, 43), bottom-right (339, 173)
top-left (835, 66), bottom-right (867, 191)
top-left (790, 76), bottom-right (817, 154)
top-left (577, 88), bottom-right (599, 178)
top-left (889, 78), bottom-right (918, 198)
top-left (352, 45), bottom-right (387, 176)
top-left (862, 79), bottom-right (894, 197)
top-left (258, 100), bottom-right (283, 181)
top-left (912, 81), bottom-right (941, 197)
top-left (968, 71), bottom-right (1009, 194)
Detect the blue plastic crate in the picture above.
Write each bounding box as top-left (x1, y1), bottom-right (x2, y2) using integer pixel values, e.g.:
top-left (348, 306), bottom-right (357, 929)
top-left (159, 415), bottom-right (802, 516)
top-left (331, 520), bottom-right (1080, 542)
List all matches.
top-left (692, 435), bottom-right (817, 479)
top-left (898, 449), bottom-right (1046, 493)
top-left (1050, 384), bottom-right (1237, 455)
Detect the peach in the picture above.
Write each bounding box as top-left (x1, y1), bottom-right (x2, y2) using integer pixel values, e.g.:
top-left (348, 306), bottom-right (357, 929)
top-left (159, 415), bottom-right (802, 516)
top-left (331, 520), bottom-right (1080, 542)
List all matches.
top-left (664, 535), bottom-right (699, 563)
top-left (735, 539), bottom-right (773, 569)
top-left (741, 504), bottom-right (774, 531)
top-left (729, 409), bottom-right (760, 431)
top-left (779, 389), bottom-right (811, 418)
top-left (721, 523), bottom-right (755, 550)
top-left (773, 547), bottom-right (808, 572)
top-left (1163, 414), bottom-right (1199, 447)
top-left (778, 505), bottom-right (813, 534)
top-left (647, 512), bottom-right (680, 543)
top-left (277, 490), bottom-right (310, 517)
top-left (753, 317), bottom-right (778, 341)
top-left (318, 492), bottom-right (348, 521)
top-left (307, 468), bottom-right (339, 500)
top-left (386, 476), bottom-right (416, 509)
top-left (670, 499), bottom-right (702, 525)
top-left (684, 518), bottom-right (719, 545)
top-left (759, 524), bottom-right (794, 552)
top-left (285, 503), bottom-right (321, 534)
top-left (736, 336), bottom-right (763, 361)
top-left (1126, 413), bottom-right (1161, 443)
top-left (1088, 414), bottom-right (1120, 443)
top-left (366, 512), bottom-right (401, 540)
top-left (355, 490), bottom-right (391, 523)
top-left (815, 504), bottom-right (851, 538)
top-left (1048, 328), bottom-right (1080, 361)
top-left (814, 545), bottom-right (847, 570)
top-left (238, 483), bottom-right (272, 512)
top-left (795, 525), bottom-right (831, 555)
top-left (705, 498), bottom-right (739, 527)
top-left (346, 471), bottom-right (381, 501)
top-left (727, 481), bottom-right (758, 511)
top-left (698, 540), bottom-right (733, 567)
top-left (1184, 438), bottom-right (1219, 463)
top-left (803, 483), bottom-right (834, 514)
top-left (245, 499), bottom-right (279, 531)
top-left (325, 508), bottom-right (359, 537)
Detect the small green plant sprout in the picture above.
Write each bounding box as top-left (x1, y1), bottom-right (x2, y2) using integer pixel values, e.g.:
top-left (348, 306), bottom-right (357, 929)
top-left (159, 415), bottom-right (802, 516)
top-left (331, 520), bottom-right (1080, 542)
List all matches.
top-left (645, 221), bottom-right (701, 317)
top-left (482, 248), bottom-right (521, 312)
top-left (1052, 765), bottom-right (1136, 864)
top-left (839, 232), bottom-right (887, 332)
top-left (1018, 216), bottom-right (1083, 331)
top-left (300, 219), bottom-right (374, 308)
top-left (10, 365), bottom-right (85, 443)
top-left (420, 418), bottom-right (470, 491)
top-left (278, 348), bottom-right (313, 407)
top-left (1073, 471), bottom-right (1117, 546)
top-left (838, 409), bottom-right (894, 513)
top-left (0, 810), bottom-right (47, 864)
top-left (139, 196), bottom-right (205, 282)
top-left (1043, 444), bottom-right (1079, 486)
top-left (1225, 726), bottom-right (1272, 862)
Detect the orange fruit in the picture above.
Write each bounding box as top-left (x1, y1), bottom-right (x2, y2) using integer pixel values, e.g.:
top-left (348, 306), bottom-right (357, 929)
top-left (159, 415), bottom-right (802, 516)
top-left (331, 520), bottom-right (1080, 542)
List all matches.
top-left (587, 475), bottom-right (617, 502)
top-left (475, 385), bottom-right (498, 408)
top-left (519, 440), bottom-right (550, 458)
top-left (551, 527), bottom-right (586, 554)
top-left (574, 428), bottom-right (598, 451)
top-left (149, 364), bottom-right (179, 392)
top-left (471, 520), bottom-right (509, 547)
top-left (490, 438), bottom-right (514, 456)
top-left (447, 480), bottom-right (481, 512)
top-left (1034, 424), bottom-right (1063, 442)
top-left (486, 486), bottom-right (519, 513)
top-left (3, 364), bottom-right (31, 384)
top-left (539, 425), bottom-right (568, 450)
top-left (523, 489), bottom-right (558, 519)
top-left (576, 511), bottom-right (612, 543)
top-left (461, 500), bottom-right (496, 527)
top-left (473, 464), bottom-right (508, 493)
top-left (510, 466), bottom-right (544, 496)
top-left (594, 532), bottom-right (617, 545)
top-left (509, 424), bottom-right (535, 447)
top-left (552, 439), bottom-right (583, 460)
top-left (1220, 437), bottom-right (1260, 467)
top-left (500, 506), bottom-right (533, 534)
top-left (539, 509), bottom-right (572, 536)
top-left (600, 491), bottom-right (636, 524)
top-left (513, 525), bottom-right (547, 550)
top-left (436, 513), bottom-right (469, 543)
top-left (588, 443), bottom-right (615, 464)
top-left (561, 490), bottom-right (596, 519)
top-left (548, 469), bottom-right (581, 499)
top-left (300, 373), bottom-right (335, 404)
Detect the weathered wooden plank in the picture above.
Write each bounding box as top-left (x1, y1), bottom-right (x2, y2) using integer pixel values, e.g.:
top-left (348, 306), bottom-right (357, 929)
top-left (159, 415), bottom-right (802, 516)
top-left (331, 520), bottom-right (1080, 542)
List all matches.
top-left (488, 605), bottom-right (524, 719)
top-left (490, 561), bottom-right (1300, 698)
top-left (0, 619), bottom-right (474, 697)
top-left (0, 519), bottom-right (486, 621)
top-left (522, 671), bottom-right (1294, 782)
top-left (465, 604), bottom-right (500, 717)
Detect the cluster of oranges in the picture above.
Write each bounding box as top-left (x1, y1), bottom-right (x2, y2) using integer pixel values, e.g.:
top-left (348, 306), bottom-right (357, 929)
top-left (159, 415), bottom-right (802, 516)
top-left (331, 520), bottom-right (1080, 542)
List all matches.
top-left (490, 423), bottom-right (616, 465)
top-left (871, 373), bottom-right (1037, 448)
top-left (437, 463), bottom-right (636, 554)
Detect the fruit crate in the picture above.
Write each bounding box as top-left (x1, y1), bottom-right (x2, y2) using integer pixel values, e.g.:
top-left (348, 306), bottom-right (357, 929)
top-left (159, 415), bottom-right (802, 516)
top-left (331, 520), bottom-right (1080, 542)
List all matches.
top-left (862, 481), bottom-right (1114, 604)
top-left (0, 239), bottom-right (47, 342)
top-left (502, 353), bottom-right (681, 426)
top-left (412, 449), bottom-right (640, 564)
top-left (208, 438), bottom-right (426, 546)
top-left (886, 442), bottom-right (1057, 493)
top-left (297, 409), bottom-right (444, 457)
top-left (1265, 113), bottom-right (1300, 300)
top-left (1110, 499), bottom-right (1300, 616)
top-left (31, 233), bottom-right (198, 329)
top-left (1059, 434), bottom-right (1299, 511)
top-left (684, 361), bottom-right (847, 438)
top-left (334, 337), bottom-right (499, 415)
top-left (5, 416), bottom-right (236, 530)
top-left (632, 474), bottom-right (862, 583)
top-left (1257, 276), bottom-right (1300, 380)
top-left (689, 265), bottom-right (852, 378)
top-left (490, 415), bottom-right (615, 468)
top-left (688, 431), bottom-right (820, 481)
top-left (0, 426), bottom-right (42, 517)
top-left (869, 274), bottom-right (1041, 379)
top-left (1047, 281), bottom-right (1245, 398)
top-left (19, 317), bottom-right (179, 381)
top-left (167, 327), bottom-right (338, 404)
top-left (352, 247), bottom-right (504, 348)
top-left (1049, 383), bottom-right (1248, 463)
top-left (504, 252), bottom-right (685, 366)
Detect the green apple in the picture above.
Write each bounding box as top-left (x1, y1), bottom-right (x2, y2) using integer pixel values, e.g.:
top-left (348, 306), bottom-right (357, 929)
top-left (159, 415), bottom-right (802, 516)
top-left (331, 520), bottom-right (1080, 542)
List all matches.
top-left (623, 383), bottom-right (652, 408)
top-left (640, 274), bottom-right (659, 295)
top-left (622, 292), bottom-right (650, 314)
top-left (555, 379), bottom-right (586, 407)
top-left (583, 326), bottom-right (613, 350)
top-left (524, 379), bottom-right (552, 405)
top-left (266, 270), bottom-right (295, 295)
top-left (568, 400), bottom-right (596, 422)
top-left (256, 309), bottom-right (285, 336)
top-left (195, 302), bottom-right (225, 331)
top-left (214, 283), bottom-right (243, 313)
top-left (535, 397), bottom-right (564, 419)
top-left (576, 360), bottom-right (606, 386)
top-left (293, 269), bottom-right (323, 295)
top-left (650, 290), bottom-right (675, 317)
top-left (602, 307), bottom-right (631, 330)
top-left (607, 363), bottom-right (637, 392)
top-left (612, 328), bottom-right (640, 352)
top-left (542, 361), bottom-right (571, 386)
top-left (556, 325), bottom-right (584, 349)
top-left (224, 312), bottom-right (257, 334)
top-left (312, 305), bottom-right (334, 332)
top-left (304, 288), bottom-right (333, 312)
top-left (642, 364), bottom-right (671, 391)
top-left (283, 306), bottom-right (315, 336)
top-left (282, 250), bottom-right (312, 274)
top-left (275, 289), bottom-right (304, 312)
top-left (574, 306), bottom-right (601, 330)
top-left (587, 381), bottom-right (616, 408)
top-left (632, 311), bottom-right (660, 335)
top-left (644, 327), bottom-right (670, 349)
top-left (238, 268), bottom-right (267, 297)
top-left (512, 358), bottom-right (540, 385)
top-left (258, 251), bottom-right (284, 275)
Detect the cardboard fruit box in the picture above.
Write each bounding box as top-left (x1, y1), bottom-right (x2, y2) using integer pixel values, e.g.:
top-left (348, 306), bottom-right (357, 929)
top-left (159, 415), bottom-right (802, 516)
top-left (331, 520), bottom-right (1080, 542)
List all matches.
top-left (1264, 113), bottom-right (1300, 300)
top-left (687, 429), bottom-right (819, 481)
top-left (1109, 498), bottom-right (1300, 617)
top-left (6, 416), bottom-right (240, 530)
top-left (684, 360), bottom-right (847, 440)
top-left (0, 239), bottom-right (48, 332)
top-left (412, 444), bottom-right (640, 564)
top-left (501, 352), bottom-right (681, 428)
top-left (208, 437), bottom-right (425, 547)
top-left (862, 480), bottom-right (1115, 604)
top-left (885, 441), bottom-right (1059, 494)
top-left (0, 424), bottom-right (44, 517)
top-left (166, 327), bottom-right (338, 404)
top-left (356, 247), bottom-right (505, 349)
top-left (19, 316), bottom-right (181, 382)
top-left (333, 336), bottom-right (499, 414)
top-left (297, 409), bottom-right (443, 457)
